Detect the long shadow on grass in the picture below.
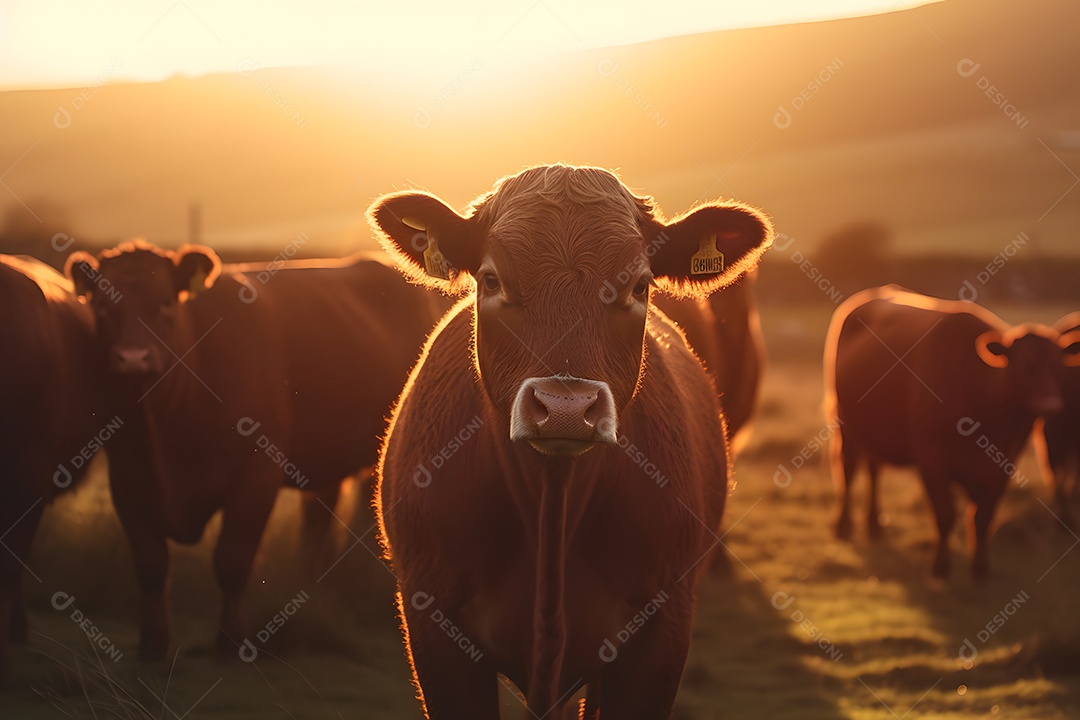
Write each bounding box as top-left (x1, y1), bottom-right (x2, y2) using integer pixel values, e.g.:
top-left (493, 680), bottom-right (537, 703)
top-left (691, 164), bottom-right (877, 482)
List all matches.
top-left (678, 568), bottom-right (846, 718)
top-left (839, 471), bottom-right (1080, 717)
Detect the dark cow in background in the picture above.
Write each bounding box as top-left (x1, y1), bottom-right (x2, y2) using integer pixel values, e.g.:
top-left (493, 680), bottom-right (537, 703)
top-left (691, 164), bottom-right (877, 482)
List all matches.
top-left (370, 164), bottom-right (772, 718)
top-left (825, 286), bottom-right (1080, 580)
top-left (1036, 312), bottom-right (1080, 528)
top-left (655, 270), bottom-right (765, 452)
top-left (66, 242), bottom-right (446, 659)
top-left (0, 256), bottom-right (104, 681)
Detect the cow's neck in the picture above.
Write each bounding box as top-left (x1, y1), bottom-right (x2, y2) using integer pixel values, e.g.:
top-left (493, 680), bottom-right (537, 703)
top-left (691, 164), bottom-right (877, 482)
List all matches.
top-left (490, 432), bottom-right (601, 539)
top-left (106, 376), bottom-right (175, 515)
top-left (144, 312), bottom-right (214, 413)
top-left (528, 457), bottom-right (571, 713)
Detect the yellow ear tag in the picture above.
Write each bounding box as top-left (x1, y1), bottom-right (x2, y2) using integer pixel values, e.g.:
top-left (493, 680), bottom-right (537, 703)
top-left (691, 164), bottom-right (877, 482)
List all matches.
top-left (690, 233), bottom-right (725, 276)
top-left (423, 235), bottom-right (451, 280)
top-left (188, 266), bottom-right (209, 295)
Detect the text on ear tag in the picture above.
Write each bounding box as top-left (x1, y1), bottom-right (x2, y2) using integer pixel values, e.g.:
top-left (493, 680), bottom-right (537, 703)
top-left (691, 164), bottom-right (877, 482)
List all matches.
top-left (690, 233), bottom-right (725, 275)
top-left (423, 235), bottom-right (451, 280)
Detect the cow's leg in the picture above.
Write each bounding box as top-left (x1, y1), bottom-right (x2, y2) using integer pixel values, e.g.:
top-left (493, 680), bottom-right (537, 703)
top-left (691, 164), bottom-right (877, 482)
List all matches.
top-left (0, 583), bottom-right (13, 684)
top-left (9, 591), bottom-right (27, 644)
top-left (919, 471), bottom-right (956, 579)
top-left (0, 495), bottom-right (44, 681)
top-left (1056, 452), bottom-right (1078, 531)
top-left (299, 482), bottom-right (341, 575)
top-left (597, 593), bottom-right (692, 720)
top-left (833, 429), bottom-right (860, 540)
top-left (109, 463), bottom-right (171, 661)
top-left (1042, 426), bottom-right (1077, 531)
top-left (213, 481), bottom-right (277, 654)
top-left (106, 425), bottom-right (177, 662)
top-left (967, 478), bottom-right (1006, 582)
top-left (399, 590), bottom-right (498, 719)
top-left (867, 460), bottom-right (883, 539)
top-left (132, 535), bottom-right (171, 660)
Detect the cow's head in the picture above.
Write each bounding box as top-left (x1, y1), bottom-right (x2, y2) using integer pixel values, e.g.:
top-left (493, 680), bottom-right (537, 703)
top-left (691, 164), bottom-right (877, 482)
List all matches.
top-left (66, 240), bottom-right (220, 375)
top-left (976, 324), bottom-right (1080, 415)
top-left (369, 164), bottom-right (772, 456)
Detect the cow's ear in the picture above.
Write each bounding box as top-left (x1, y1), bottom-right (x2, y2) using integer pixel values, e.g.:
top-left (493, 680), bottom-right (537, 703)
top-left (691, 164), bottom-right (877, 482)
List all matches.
top-left (1059, 330), bottom-right (1080, 367)
top-left (976, 330), bottom-right (1010, 368)
top-left (368, 191), bottom-right (483, 294)
top-left (174, 245), bottom-right (221, 297)
top-left (647, 202), bottom-right (773, 299)
top-left (65, 252), bottom-right (99, 298)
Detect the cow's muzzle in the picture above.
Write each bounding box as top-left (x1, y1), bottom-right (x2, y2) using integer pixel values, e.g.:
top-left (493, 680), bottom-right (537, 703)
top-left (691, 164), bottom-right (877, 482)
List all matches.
top-left (510, 376), bottom-right (617, 456)
top-left (112, 346), bottom-right (158, 375)
top-left (1030, 392), bottom-right (1064, 416)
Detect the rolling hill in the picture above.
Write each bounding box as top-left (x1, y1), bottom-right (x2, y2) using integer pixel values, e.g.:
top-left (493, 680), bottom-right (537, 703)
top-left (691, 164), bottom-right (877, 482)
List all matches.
top-left (1, 0), bottom-right (1077, 261)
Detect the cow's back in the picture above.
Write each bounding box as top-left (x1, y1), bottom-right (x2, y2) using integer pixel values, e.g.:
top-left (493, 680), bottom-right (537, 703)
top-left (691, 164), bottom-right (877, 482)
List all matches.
top-left (654, 272), bottom-right (763, 446)
top-left (828, 288), bottom-right (1004, 467)
top-left (641, 304), bottom-right (730, 527)
top-left (166, 254), bottom-right (446, 488)
top-left (0, 256), bottom-right (100, 496)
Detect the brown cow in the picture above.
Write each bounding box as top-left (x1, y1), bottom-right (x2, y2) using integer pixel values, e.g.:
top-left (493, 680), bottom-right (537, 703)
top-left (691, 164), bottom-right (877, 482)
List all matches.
top-left (0, 255), bottom-right (104, 681)
top-left (66, 242), bottom-right (446, 659)
top-left (370, 164), bottom-right (772, 718)
top-left (1035, 312), bottom-right (1080, 529)
top-left (825, 286), bottom-right (1080, 580)
top-left (654, 271), bottom-right (765, 452)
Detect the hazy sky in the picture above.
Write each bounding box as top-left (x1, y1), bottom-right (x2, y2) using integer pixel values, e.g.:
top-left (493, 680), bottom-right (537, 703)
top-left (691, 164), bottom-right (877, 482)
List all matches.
top-left (1, 0), bottom-right (941, 89)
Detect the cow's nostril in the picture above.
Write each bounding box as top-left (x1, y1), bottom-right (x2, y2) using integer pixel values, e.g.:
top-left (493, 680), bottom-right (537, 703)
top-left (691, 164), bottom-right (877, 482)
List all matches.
top-left (582, 395), bottom-right (602, 428)
top-left (526, 388), bottom-right (552, 426)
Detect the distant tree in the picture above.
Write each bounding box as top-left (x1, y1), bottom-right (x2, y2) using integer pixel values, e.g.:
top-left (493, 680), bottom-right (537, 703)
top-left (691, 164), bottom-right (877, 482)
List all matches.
top-left (815, 221), bottom-right (893, 296)
top-left (0, 200), bottom-right (74, 268)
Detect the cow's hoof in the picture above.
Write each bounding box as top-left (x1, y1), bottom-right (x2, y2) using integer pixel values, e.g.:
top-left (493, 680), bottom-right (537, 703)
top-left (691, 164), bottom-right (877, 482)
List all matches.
top-left (834, 516), bottom-right (853, 540)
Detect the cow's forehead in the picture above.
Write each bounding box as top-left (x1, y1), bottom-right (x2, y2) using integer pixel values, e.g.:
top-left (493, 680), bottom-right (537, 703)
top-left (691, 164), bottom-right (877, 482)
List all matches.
top-left (98, 251), bottom-right (174, 294)
top-left (476, 165), bottom-right (650, 227)
top-left (485, 207), bottom-right (646, 297)
top-left (476, 168), bottom-right (650, 288)
top-left (487, 198), bottom-right (642, 245)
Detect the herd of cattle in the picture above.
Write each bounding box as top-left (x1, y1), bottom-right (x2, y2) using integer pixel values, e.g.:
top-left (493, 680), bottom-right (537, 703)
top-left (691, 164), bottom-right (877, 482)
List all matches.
top-left (2, 164), bottom-right (1078, 717)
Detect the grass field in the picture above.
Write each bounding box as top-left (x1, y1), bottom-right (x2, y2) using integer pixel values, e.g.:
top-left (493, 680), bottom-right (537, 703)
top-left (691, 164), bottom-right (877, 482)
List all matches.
top-left (3, 301), bottom-right (1080, 718)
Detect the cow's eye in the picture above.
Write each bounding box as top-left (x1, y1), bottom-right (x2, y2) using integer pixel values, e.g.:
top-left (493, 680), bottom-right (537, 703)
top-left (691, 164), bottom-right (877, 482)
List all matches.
top-left (481, 273), bottom-right (501, 293)
top-left (632, 278), bottom-right (650, 298)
